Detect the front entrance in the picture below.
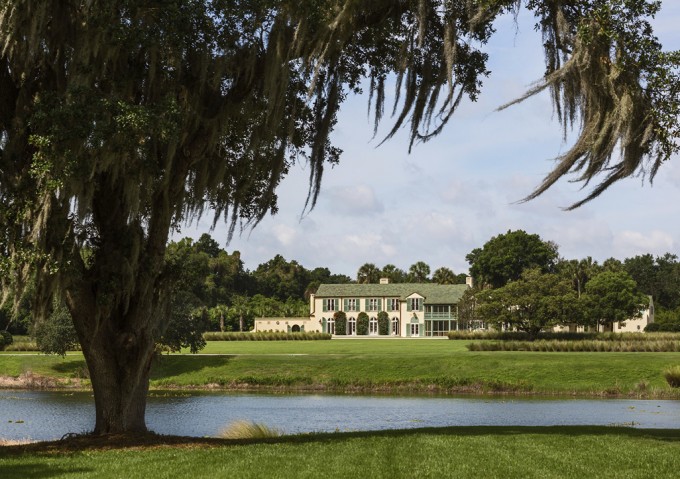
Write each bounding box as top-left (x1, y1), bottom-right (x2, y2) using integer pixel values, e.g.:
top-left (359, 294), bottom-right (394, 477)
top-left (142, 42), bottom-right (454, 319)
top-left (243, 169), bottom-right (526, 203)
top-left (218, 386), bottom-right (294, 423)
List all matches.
top-left (410, 323), bottom-right (420, 337)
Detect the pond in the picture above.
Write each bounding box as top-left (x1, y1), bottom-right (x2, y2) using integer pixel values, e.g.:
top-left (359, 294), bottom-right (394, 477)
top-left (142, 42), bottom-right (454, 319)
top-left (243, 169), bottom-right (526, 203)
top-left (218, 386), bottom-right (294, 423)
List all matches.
top-left (1, 391), bottom-right (679, 442)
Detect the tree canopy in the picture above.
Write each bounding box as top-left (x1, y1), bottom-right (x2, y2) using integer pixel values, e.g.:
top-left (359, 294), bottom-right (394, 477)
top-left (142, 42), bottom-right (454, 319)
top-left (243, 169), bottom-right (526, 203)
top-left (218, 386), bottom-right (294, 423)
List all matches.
top-left (582, 270), bottom-right (648, 329)
top-left (476, 268), bottom-right (581, 339)
top-left (1, 0), bottom-right (677, 435)
top-left (466, 230), bottom-right (559, 288)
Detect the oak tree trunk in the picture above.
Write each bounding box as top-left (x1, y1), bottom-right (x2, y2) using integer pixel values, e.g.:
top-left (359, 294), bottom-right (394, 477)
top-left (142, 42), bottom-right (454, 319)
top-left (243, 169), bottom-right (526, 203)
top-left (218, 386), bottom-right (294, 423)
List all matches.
top-left (78, 315), bottom-right (156, 434)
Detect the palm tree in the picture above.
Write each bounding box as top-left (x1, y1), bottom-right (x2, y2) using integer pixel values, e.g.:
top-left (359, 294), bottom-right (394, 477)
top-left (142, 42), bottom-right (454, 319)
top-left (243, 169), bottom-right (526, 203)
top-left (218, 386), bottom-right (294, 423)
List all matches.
top-left (432, 267), bottom-right (456, 284)
top-left (357, 263), bottom-right (380, 284)
top-left (560, 256), bottom-right (596, 298)
top-left (381, 264), bottom-right (406, 283)
top-left (408, 261), bottom-right (431, 283)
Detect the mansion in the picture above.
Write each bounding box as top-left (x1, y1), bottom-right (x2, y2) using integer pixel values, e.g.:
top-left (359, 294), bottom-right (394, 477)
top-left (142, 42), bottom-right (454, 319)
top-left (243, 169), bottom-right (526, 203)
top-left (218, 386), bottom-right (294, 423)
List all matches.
top-left (254, 279), bottom-right (472, 337)
top-left (253, 278), bottom-right (655, 336)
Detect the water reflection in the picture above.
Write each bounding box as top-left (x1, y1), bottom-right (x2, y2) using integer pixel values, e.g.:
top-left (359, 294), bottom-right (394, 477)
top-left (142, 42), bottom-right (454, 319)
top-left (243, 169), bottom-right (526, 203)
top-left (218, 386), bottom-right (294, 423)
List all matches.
top-left (1, 391), bottom-right (678, 441)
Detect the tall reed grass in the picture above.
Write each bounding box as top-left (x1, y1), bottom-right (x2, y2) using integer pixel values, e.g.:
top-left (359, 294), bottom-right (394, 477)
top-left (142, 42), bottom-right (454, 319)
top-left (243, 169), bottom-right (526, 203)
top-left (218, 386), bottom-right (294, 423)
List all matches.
top-left (217, 420), bottom-right (283, 439)
top-left (449, 331), bottom-right (680, 342)
top-left (663, 366), bottom-right (680, 388)
top-left (3, 340), bottom-right (40, 351)
top-left (203, 332), bottom-right (331, 341)
top-left (466, 340), bottom-right (680, 352)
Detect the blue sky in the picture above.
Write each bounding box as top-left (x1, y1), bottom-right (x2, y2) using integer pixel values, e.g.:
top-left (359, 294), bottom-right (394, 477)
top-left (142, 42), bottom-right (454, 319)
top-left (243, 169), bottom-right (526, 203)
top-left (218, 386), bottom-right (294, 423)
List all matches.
top-left (185, 3), bottom-right (680, 278)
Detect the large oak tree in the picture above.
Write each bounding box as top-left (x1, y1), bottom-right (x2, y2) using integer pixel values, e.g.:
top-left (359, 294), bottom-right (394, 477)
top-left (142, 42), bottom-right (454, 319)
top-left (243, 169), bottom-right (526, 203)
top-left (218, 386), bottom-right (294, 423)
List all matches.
top-left (1, 1), bottom-right (678, 435)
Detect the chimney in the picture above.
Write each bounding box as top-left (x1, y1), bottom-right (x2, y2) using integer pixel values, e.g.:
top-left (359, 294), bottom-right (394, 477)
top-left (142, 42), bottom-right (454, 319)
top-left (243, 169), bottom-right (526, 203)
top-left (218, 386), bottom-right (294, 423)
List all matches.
top-left (379, 277), bottom-right (389, 284)
top-left (465, 276), bottom-right (473, 288)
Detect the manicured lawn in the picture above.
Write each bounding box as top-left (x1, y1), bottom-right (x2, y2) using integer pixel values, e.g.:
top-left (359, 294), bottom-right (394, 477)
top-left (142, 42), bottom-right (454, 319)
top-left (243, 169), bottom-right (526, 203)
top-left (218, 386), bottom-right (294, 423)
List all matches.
top-left (2, 339), bottom-right (680, 396)
top-left (2, 426), bottom-right (680, 478)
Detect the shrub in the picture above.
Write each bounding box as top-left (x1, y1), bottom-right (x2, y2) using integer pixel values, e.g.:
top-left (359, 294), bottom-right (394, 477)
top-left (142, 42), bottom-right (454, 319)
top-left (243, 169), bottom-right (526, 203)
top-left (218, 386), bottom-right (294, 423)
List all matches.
top-left (203, 332), bottom-right (331, 341)
top-left (357, 312), bottom-right (369, 335)
top-left (377, 311), bottom-right (389, 335)
top-left (663, 366), bottom-right (680, 388)
top-left (334, 311), bottom-right (347, 335)
top-left (0, 330), bottom-right (13, 347)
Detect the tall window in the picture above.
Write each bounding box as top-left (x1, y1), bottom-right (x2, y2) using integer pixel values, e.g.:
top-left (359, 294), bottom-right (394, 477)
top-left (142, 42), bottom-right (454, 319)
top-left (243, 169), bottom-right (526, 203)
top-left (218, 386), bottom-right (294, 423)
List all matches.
top-left (391, 317), bottom-right (399, 335)
top-left (348, 317), bottom-right (356, 335)
top-left (345, 298), bottom-right (358, 311)
top-left (388, 298), bottom-right (400, 311)
top-left (325, 298), bottom-right (337, 311)
top-left (408, 298), bottom-right (422, 311)
top-left (326, 317), bottom-right (335, 335)
top-left (410, 323), bottom-right (420, 336)
top-left (367, 298), bottom-right (380, 311)
top-left (369, 317), bottom-right (378, 335)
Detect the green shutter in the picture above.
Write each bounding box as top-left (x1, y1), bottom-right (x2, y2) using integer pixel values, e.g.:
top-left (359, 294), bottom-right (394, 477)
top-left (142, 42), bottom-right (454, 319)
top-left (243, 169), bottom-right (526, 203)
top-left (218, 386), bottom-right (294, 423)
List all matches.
top-left (322, 300), bottom-right (327, 312)
top-left (322, 317), bottom-right (327, 333)
top-left (343, 298), bottom-right (348, 311)
top-left (364, 298), bottom-right (369, 310)
top-left (407, 299), bottom-right (412, 312)
top-left (301, 325), bottom-right (305, 332)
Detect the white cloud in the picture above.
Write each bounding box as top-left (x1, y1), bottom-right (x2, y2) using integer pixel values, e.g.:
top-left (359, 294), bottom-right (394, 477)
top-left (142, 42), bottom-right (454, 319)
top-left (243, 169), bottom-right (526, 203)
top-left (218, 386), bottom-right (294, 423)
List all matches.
top-left (613, 230), bottom-right (676, 259)
top-left (323, 184), bottom-right (384, 216)
top-left (272, 224), bottom-right (298, 247)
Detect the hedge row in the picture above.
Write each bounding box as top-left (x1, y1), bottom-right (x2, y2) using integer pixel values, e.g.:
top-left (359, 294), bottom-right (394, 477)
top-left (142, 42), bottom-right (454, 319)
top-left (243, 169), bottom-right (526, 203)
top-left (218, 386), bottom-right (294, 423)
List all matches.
top-left (466, 340), bottom-right (680, 352)
top-left (203, 332), bottom-right (332, 341)
top-left (0, 330), bottom-right (12, 350)
top-left (448, 330), bottom-right (680, 342)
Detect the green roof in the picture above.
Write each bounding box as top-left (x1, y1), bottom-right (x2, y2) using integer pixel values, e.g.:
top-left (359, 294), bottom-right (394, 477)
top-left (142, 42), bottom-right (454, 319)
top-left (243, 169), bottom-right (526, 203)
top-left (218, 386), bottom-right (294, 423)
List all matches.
top-left (315, 283), bottom-right (468, 304)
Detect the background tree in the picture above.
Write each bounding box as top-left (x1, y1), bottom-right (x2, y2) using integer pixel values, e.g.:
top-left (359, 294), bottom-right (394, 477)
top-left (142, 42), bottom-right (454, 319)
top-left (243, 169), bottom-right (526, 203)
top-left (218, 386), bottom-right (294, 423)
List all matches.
top-left (2, 0), bottom-right (676, 435)
top-left (466, 230), bottom-right (559, 289)
top-left (357, 263), bottom-right (381, 284)
top-left (557, 257), bottom-right (596, 298)
top-left (432, 267), bottom-right (456, 284)
top-left (601, 258), bottom-right (624, 272)
top-left (645, 307), bottom-right (680, 332)
top-left (408, 261), bottom-right (431, 283)
top-left (457, 287), bottom-right (480, 329)
top-left (252, 255), bottom-right (310, 301)
top-left (476, 269), bottom-right (582, 339)
top-left (381, 264), bottom-right (407, 283)
top-left (624, 254), bottom-right (680, 310)
top-left (582, 271), bottom-right (648, 331)
top-left (33, 301), bottom-right (81, 357)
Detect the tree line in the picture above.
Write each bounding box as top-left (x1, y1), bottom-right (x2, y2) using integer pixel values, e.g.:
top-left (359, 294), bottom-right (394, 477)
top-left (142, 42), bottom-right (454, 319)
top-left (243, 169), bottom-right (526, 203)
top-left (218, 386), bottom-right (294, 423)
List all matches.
top-left (6, 230), bottom-right (679, 345)
top-left (462, 230), bottom-right (680, 336)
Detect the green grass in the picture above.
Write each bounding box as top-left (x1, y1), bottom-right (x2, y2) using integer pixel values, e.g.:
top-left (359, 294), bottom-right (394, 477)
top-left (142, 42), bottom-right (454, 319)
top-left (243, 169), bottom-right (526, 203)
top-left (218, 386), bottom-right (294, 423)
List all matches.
top-left (2, 426), bottom-right (680, 478)
top-left (2, 339), bottom-right (680, 396)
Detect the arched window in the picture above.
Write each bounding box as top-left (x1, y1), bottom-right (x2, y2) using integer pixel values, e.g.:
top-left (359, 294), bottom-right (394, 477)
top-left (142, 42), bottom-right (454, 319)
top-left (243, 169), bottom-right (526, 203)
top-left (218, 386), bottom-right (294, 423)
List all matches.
top-left (291, 324), bottom-right (301, 333)
top-left (391, 317), bottom-right (399, 336)
top-left (369, 317), bottom-right (378, 335)
top-left (326, 317), bottom-right (335, 335)
top-left (348, 317), bottom-right (357, 335)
